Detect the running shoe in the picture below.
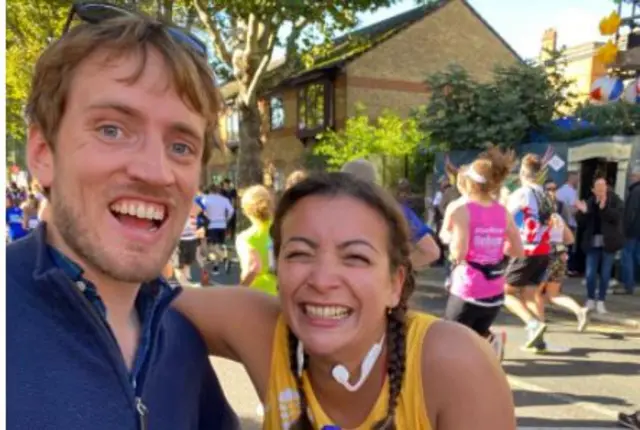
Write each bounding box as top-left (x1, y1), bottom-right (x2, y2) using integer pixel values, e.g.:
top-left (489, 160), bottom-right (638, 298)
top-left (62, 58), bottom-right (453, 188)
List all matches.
top-left (577, 307), bottom-right (589, 332)
top-left (489, 331), bottom-right (506, 362)
top-left (524, 320), bottom-right (547, 349)
top-left (618, 410), bottom-right (640, 429)
top-left (521, 339), bottom-right (547, 354)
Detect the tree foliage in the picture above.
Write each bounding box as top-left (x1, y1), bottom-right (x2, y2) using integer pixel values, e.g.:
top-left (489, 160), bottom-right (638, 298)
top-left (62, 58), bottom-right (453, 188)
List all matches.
top-left (6, 0), bottom-right (68, 153)
top-left (313, 103), bottom-right (425, 169)
top-left (191, 0), bottom-right (402, 187)
top-left (6, 0), bottom-right (400, 185)
top-left (414, 50), bottom-right (576, 150)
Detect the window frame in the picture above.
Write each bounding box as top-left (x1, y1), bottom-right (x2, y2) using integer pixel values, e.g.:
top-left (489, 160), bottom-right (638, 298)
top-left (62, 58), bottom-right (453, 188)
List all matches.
top-left (296, 79), bottom-right (333, 139)
top-left (269, 95), bottom-right (286, 131)
top-left (225, 107), bottom-right (240, 149)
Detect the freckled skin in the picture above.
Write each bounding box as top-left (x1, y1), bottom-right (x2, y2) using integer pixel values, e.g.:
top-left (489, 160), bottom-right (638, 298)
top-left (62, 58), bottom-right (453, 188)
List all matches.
top-left (276, 195), bottom-right (403, 363)
top-left (28, 48), bottom-right (207, 283)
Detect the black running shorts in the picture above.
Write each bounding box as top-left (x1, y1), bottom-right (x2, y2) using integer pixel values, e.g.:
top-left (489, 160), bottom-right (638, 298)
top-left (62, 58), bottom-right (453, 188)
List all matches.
top-left (505, 254), bottom-right (550, 287)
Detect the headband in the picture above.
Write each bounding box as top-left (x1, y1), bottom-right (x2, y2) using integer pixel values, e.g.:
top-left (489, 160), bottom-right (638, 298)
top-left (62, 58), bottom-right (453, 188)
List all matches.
top-left (465, 166), bottom-right (487, 184)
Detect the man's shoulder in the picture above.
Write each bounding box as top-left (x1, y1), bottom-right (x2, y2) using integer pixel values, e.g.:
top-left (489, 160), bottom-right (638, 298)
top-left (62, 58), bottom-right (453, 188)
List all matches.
top-left (6, 235), bottom-right (38, 279)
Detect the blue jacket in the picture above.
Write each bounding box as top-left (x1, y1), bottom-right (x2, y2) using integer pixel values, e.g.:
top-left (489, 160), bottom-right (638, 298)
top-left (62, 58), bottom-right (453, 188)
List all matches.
top-left (7, 225), bottom-right (239, 430)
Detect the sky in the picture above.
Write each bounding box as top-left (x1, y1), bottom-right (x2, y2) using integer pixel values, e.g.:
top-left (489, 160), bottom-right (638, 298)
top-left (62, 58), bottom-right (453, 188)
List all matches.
top-left (357, 0), bottom-right (619, 60)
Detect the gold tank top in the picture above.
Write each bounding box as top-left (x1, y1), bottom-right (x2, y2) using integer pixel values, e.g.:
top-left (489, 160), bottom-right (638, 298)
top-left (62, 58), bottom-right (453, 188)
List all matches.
top-left (262, 311), bottom-right (437, 429)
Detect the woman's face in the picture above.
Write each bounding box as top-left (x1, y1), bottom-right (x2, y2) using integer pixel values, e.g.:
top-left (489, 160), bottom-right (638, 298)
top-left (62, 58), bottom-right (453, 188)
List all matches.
top-left (277, 194), bottom-right (404, 359)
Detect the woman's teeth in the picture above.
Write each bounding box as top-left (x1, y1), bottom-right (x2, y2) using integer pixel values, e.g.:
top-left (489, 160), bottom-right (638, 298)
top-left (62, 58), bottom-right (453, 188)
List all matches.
top-left (304, 305), bottom-right (351, 319)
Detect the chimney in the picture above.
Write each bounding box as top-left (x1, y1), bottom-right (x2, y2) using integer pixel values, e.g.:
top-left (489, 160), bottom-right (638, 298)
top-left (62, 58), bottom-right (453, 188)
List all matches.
top-left (540, 28), bottom-right (558, 62)
top-left (542, 28), bottom-right (558, 53)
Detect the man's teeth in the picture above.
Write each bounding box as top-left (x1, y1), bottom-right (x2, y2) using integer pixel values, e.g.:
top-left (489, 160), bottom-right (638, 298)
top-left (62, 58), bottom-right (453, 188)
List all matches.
top-left (110, 200), bottom-right (165, 221)
top-left (304, 305), bottom-right (351, 319)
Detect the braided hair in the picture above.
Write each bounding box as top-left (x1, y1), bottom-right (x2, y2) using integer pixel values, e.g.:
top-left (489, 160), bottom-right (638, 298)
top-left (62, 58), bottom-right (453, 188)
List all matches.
top-left (272, 172), bottom-right (416, 430)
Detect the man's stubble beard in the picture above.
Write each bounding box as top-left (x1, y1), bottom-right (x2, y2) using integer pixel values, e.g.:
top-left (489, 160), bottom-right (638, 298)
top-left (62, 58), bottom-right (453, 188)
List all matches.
top-left (51, 185), bottom-right (175, 284)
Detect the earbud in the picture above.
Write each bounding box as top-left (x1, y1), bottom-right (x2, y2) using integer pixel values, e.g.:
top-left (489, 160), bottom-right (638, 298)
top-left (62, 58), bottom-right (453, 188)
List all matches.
top-left (331, 338), bottom-right (383, 392)
top-left (297, 334), bottom-right (385, 392)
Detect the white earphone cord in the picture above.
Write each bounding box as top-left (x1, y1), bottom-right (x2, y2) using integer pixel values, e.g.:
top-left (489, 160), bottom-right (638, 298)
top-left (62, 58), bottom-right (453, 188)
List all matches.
top-left (297, 334), bottom-right (386, 393)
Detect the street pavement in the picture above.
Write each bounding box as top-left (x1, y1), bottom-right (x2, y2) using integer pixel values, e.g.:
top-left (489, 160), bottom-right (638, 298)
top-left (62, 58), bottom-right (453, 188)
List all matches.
top-left (205, 263), bottom-right (640, 429)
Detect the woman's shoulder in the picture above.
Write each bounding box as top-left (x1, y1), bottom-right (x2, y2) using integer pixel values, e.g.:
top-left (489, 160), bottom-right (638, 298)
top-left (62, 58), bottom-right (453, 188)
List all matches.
top-left (418, 320), bottom-right (515, 427)
top-left (419, 319), bottom-right (503, 397)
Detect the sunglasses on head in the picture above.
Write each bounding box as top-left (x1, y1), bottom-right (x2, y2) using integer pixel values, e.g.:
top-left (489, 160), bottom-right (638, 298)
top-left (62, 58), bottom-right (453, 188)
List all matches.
top-left (62, 2), bottom-right (208, 59)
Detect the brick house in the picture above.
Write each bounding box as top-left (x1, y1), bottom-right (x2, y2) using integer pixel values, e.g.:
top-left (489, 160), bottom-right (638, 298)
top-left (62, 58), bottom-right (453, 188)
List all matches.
top-left (209, 0), bottom-right (521, 189)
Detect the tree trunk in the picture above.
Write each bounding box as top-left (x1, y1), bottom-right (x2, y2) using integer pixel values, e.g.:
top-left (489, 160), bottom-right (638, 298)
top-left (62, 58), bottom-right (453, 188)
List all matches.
top-left (236, 97), bottom-right (263, 189)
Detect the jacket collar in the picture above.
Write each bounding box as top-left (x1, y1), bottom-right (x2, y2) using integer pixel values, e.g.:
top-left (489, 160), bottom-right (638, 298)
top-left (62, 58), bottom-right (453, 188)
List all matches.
top-left (30, 222), bottom-right (179, 295)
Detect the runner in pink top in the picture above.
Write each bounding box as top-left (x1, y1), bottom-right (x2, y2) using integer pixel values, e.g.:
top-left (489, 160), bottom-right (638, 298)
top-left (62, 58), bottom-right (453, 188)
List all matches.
top-left (441, 147), bottom-right (524, 361)
top-left (450, 201), bottom-right (508, 301)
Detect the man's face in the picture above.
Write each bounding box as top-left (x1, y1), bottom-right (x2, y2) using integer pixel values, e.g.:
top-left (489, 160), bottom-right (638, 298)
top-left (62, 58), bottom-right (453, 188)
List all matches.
top-left (28, 48), bottom-right (207, 283)
top-left (593, 178), bottom-right (608, 200)
top-left (568, 173), bottom-right (579, 187)
top-left (545, 182), bottom-right (557, 200)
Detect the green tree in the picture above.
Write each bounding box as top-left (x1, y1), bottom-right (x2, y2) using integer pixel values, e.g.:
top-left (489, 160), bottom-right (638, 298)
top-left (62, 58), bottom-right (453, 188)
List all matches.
top-left (7, 0), bottom-right (400, 186)
top-left (415, 50), bottom-right (576, 150)
top-left (313, 103), bottom-right (426, 169)
top-left (189, 0), bottom-right (401, 187)
top-left (6, 0), bottom-right (68, 165)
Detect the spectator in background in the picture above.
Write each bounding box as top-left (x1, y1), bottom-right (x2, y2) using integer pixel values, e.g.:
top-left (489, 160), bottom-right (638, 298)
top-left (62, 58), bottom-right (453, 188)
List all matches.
top-left (545, 179), bottom-right (572, 225)
top-left (174, 201), bottom-right (206, 287)
top-left (556, 171), bottom-right (580, 275)
top-left (285, 169), bottom-right (308, 190)
top-left (201, 183), bottom-right (234, 275)
top-left (341, 159), bottom-right (377, 183)
top-left (7, 181), bottom-right (26, 205)
top-left (6, 194), bottom-right (28, 243)
top-left (432, 176), bottom-right (449, 231)
top-left (20, 193), bottom-right (41, 232)
top-left (220, 178), bottom-right (238, 241)
top-left (575, 177), bottom-right (625, 313)
top-left (236, 185), bottom-right (278, 296)
top-left (620, 165), bottom-right (640, 295)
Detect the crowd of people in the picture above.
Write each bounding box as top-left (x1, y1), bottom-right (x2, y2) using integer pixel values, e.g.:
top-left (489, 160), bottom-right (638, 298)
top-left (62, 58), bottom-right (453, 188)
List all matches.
top-left (5, 3), bottom-right (640, 430)
top-left (5, 179), bottom-right (47, 243)
top-left (431, 161), bottom-right (640, 319)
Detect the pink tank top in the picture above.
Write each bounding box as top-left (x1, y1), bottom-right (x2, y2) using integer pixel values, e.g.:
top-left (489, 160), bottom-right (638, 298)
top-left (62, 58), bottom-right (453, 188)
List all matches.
top-left (450, 201), bottom-right (507, 300)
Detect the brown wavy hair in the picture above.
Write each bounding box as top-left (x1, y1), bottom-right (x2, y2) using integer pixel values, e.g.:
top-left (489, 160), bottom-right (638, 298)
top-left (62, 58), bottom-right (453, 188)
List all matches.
top-left (464, 146), bottom-right (517, 197)
top-left (520, 153), bottom-right (543, 181)
top-left (271, 172), bottom-right (415, 429)
top-left (25, 14), bottom-right (222, 165)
